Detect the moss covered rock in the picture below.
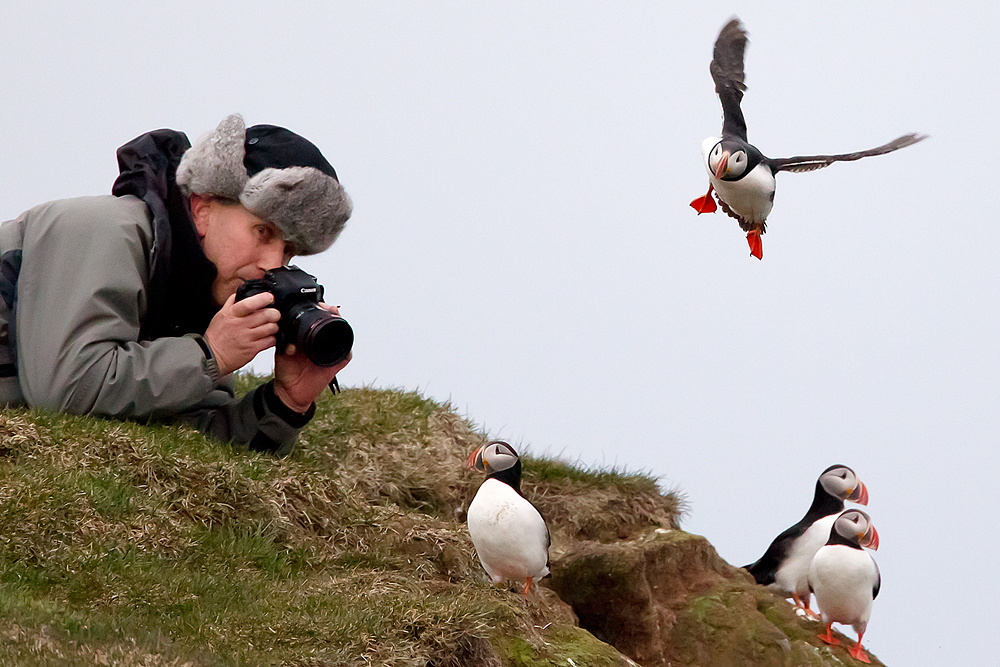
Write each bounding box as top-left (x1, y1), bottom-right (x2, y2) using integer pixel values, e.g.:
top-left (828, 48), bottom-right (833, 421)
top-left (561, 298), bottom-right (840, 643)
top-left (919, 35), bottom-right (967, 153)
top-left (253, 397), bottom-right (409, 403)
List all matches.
top-left (547, 529), bottom-right (884, 667)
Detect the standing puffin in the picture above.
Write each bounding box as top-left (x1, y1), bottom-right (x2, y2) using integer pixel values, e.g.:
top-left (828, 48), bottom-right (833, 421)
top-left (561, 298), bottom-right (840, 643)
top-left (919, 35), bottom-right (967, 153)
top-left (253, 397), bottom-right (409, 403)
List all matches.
top-left (744, 464), bottom-right (868, 614)
top-left (465, 441), bottom-right (550, 595)
top-left (809, 509), bottom-right (881, 664)
top-left (690, 18), bottom-right (927, 259)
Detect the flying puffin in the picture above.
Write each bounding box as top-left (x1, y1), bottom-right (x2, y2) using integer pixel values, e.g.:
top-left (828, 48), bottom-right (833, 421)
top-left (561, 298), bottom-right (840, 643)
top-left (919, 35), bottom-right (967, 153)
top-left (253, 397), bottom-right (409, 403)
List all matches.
top-left (690, 18), bottom-right (927, 259)
top-left (809, 509), bottom-right (881, 664)
top-left (465, 441), bottom-right (550, 595)
top-left (743, 464), bottom-right (868, 614)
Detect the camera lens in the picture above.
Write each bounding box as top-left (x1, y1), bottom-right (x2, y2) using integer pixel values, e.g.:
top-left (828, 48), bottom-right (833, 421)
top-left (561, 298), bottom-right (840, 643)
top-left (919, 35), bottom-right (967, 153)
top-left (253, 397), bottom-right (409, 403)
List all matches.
top-left (288, 303), bottom-right (354, 367)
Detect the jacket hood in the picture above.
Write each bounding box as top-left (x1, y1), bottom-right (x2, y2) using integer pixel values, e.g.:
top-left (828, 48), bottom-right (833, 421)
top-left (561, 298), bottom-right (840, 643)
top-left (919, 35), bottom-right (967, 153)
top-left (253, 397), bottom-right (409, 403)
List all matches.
top-left (112, 129), bottom-right (219, 340)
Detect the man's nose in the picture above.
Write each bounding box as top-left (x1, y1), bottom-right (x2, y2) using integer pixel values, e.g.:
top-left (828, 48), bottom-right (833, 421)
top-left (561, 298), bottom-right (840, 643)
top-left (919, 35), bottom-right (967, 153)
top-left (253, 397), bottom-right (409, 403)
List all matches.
top-left (259, 242), bottom-right (286, 271)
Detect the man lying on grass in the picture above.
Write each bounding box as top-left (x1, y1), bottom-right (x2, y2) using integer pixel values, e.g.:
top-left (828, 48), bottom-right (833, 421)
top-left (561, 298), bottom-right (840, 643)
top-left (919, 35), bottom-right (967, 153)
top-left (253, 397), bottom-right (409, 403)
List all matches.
top-left (0, 114), bottom-right (352, 456)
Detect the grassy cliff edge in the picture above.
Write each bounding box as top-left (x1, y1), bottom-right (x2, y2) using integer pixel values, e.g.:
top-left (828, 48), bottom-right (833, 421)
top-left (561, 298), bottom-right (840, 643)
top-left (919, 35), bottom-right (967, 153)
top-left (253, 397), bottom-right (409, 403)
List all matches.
top-left (0, 383), bottom-right (880, 666)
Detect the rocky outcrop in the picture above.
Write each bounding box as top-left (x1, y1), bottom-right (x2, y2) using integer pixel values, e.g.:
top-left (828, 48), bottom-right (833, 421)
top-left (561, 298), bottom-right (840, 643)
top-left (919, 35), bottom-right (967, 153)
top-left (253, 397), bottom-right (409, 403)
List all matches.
top-left (547, 529), bottom-right (885, 667)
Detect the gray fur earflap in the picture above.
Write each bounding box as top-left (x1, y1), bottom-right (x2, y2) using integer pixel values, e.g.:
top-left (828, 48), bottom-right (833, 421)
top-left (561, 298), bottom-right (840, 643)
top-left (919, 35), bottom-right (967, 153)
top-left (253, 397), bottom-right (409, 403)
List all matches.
top-left (240, 167), bottom-right (352, 256)
top-left (175, 114), bottom-right (248, 202)
top-left (175, 114), bottom-right (352, 255)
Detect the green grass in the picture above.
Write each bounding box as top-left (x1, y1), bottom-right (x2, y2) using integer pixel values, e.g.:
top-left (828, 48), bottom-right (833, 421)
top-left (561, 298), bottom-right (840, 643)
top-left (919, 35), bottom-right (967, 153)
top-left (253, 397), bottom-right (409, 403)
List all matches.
top-left (522, 454), bottom-right (662, 494)
top-left (0, 381), bottom-right (685, 666)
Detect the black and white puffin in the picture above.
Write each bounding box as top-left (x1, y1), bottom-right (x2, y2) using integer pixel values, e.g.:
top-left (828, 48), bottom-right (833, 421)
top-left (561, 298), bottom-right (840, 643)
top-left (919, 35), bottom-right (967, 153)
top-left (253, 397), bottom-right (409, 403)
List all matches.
top-left (743, 464), bottom-right (868, 614)
top-left (690, 18), bottom-right (927, 259)
top-left (465, 441), bottom-right (550, 595)
top-left (809, 509), bottom-right (881, 664)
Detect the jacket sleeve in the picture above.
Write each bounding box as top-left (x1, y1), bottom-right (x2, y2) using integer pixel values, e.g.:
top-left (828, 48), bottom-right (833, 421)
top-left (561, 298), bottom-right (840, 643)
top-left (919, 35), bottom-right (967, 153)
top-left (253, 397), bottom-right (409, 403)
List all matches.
top-left (180, 379), bottom-right (315, 458)
top-left (14, 195), bottom-right (307, 454)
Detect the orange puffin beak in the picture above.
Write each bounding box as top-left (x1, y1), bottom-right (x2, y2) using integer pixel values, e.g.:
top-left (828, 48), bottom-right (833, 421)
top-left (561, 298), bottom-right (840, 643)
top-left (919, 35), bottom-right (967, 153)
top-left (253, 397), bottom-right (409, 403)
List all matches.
top-left (861, 524), bottom-right (879, 551)
top-left (465, 445), bottom-right (486, 471)
top-left (847, 481), bottom-right (869, 506)
top-left (714, 151), bottom-right (730, 179)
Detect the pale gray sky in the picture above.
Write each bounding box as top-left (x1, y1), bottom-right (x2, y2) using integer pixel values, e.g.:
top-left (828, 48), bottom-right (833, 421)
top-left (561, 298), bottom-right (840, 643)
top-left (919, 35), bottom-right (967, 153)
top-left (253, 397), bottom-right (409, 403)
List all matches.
top-left (2, 3), bottom-right (995, 664)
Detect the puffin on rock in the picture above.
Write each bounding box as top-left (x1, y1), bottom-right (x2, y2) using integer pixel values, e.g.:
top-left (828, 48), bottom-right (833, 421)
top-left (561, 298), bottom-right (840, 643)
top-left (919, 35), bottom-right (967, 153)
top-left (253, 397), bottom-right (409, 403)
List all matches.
top-left (691, 18), bottom-right (927, 259)
top-left (743, 464), bottom-right (868, 614)
top-left (809, 509), bottom-right (881, 664)
top-left (465, 441), bottom-right (550, 595)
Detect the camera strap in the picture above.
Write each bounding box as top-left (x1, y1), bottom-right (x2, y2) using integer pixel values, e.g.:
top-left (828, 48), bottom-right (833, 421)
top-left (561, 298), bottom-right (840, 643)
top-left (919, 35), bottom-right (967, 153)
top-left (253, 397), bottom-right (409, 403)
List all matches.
top-left (328, 377), bottom-right (341, 395)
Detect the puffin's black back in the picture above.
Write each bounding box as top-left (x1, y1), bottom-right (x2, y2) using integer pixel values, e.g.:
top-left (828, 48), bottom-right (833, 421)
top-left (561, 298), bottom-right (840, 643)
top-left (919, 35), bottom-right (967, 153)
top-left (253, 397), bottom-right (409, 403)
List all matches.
top-left (487, 457), bottom-right (523, 496)
top-left (743, 475), bottom-right (847, 585)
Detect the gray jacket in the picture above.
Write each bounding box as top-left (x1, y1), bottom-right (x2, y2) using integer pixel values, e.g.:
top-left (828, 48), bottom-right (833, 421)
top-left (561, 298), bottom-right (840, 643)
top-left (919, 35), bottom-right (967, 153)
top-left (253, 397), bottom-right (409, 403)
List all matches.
top-left (0, 131), bottom-right (313, 456)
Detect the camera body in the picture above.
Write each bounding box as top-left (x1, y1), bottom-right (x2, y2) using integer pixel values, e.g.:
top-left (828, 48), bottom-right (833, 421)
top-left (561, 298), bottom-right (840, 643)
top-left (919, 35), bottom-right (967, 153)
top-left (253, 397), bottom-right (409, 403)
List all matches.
top-left (235, 265), bottom-right (353, 367)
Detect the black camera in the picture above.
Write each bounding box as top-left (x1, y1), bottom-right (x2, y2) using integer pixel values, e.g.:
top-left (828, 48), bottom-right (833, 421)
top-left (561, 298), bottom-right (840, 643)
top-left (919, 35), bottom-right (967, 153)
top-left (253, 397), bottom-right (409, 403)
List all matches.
top-left (235, 265), bottom-right (353, 367)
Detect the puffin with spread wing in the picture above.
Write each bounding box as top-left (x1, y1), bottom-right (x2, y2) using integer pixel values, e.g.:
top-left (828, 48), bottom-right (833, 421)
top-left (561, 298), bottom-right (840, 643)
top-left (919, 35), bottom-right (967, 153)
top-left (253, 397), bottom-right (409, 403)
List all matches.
top-left (691, 18), bottom-right (927, 259)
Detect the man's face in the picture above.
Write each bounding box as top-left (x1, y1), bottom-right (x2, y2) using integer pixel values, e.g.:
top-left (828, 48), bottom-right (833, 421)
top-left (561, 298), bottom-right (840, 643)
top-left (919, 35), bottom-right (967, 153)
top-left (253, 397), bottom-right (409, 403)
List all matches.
top-left (191, 196), bottom-right (291, 306)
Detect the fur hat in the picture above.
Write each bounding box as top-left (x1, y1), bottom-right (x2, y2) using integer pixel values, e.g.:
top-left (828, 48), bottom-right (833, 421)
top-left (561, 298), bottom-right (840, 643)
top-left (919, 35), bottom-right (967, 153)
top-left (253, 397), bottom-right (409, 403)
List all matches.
top-left (175, 114), bottom-right (352, 255)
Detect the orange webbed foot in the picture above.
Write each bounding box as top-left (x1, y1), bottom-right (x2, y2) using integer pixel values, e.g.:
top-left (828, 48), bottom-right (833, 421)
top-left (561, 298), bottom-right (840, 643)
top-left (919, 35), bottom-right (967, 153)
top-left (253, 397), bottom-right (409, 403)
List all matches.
top-left (848, 644), bottom-right (871, 663)
top-left (747, 230), bottom-right (763, 260)
top-left (690, 185), bottom-right (717, 214)
top-left (848, 632), bottom-right (871, 663)
top-left (817, 624), bottom-right (840, 646)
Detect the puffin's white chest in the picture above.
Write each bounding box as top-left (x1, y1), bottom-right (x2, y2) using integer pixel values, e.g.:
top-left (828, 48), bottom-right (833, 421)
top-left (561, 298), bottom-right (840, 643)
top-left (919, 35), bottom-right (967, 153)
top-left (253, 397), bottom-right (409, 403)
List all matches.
top-left (772, 514), bottom-right (837, 597)
top-left (809, 545), bottom-right (878, 631)
top-left (467, 478), bottom-right (549, 584)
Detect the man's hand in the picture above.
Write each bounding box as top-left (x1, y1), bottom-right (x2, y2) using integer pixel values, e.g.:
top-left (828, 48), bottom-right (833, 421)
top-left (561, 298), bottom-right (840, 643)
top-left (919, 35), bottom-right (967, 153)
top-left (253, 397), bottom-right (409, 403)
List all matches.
top-left (204, 292), bottom-right (280, 377)
top-left (273, 304), bottom-right (352, 413)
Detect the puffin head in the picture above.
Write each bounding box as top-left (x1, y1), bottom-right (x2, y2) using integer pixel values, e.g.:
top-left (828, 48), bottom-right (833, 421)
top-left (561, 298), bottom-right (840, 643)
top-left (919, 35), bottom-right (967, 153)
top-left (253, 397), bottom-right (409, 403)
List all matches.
top-left (465, 441), bottom-right (520, 475)
top-left (833, 509), bottom-right (880, 551)
top-left (708, 139), bottom-right (761, 180)
top-left (819, 464), bottom-right (869, 506)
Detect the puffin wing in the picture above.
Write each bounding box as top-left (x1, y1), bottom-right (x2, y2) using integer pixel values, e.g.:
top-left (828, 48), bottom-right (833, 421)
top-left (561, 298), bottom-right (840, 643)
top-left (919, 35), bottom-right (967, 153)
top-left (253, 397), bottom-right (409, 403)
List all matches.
top-left (872, 558), bottom-right (881, 600)
top-left (744, 523), bottom-right (803, 585)
top-left (532, 498), bottom-right (552, 568)
top-left (767, 133), bottom-right (928, 173)
top-left (711, 18), bottom-right (750, 141)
